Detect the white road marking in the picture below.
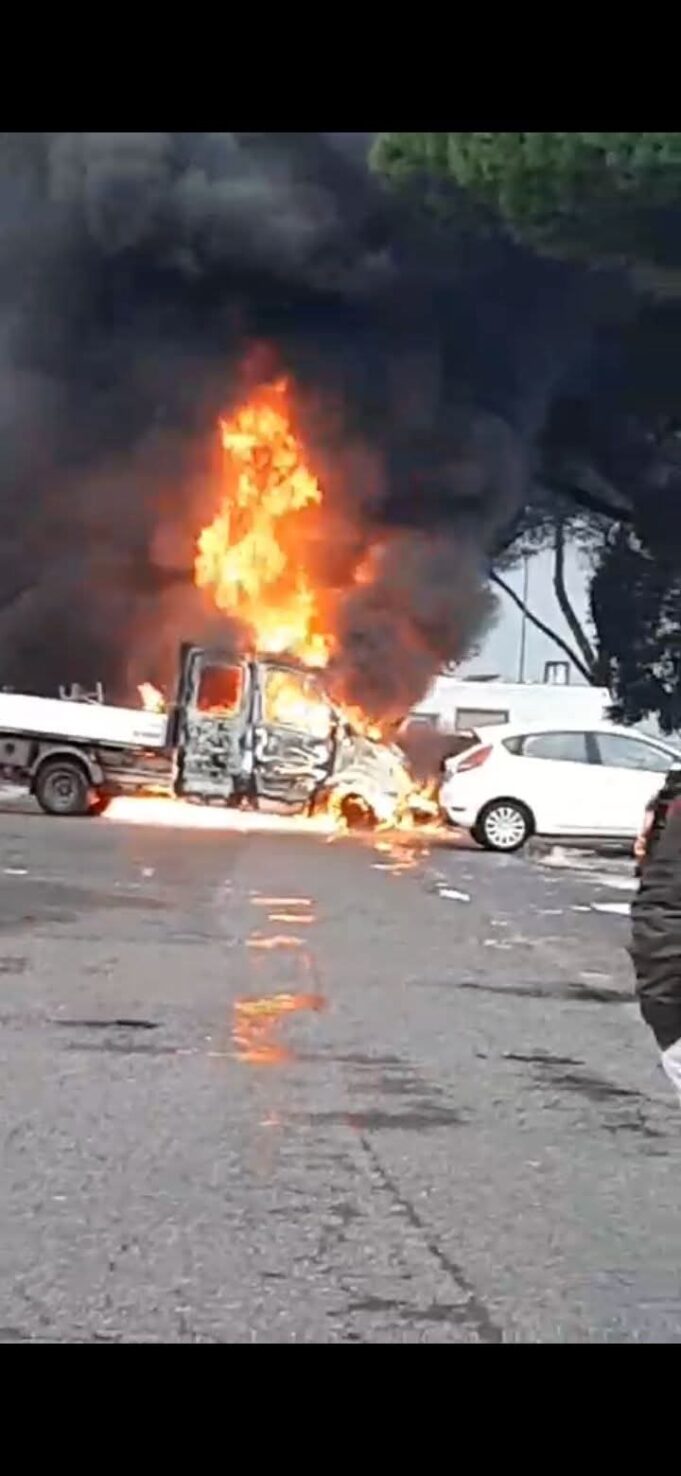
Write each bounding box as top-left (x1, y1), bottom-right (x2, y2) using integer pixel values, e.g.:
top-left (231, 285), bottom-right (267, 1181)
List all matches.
top-left (589, 874), bottom-right (637, 892)
top-left (592, 901), bottom-right (631, 917)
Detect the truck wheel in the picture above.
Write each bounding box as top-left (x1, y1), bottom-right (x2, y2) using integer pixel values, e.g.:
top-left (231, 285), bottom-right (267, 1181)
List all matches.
top-left (337, 793), bottom-right (378, 831)
top-left (35, 759), bottom-right (90, 817)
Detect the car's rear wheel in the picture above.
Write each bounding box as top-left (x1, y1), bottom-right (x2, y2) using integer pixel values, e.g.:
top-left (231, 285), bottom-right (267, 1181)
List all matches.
top-left (475, 799), bottom-right (532, 853)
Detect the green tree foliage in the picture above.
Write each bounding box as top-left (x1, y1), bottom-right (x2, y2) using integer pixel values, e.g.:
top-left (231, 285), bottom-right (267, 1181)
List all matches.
top-left (374, 133), bottom-right (681, 726)
top-left (372, 133), bottom-right (681, 282)
top-left (591, 528), bottom-right (681, 732)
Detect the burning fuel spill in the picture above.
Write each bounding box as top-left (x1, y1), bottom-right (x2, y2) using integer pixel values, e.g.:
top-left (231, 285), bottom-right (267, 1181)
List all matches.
top-left (104, 792), bottom-right (446, 846)
top-left (105, 795), bottom-right (339, 834)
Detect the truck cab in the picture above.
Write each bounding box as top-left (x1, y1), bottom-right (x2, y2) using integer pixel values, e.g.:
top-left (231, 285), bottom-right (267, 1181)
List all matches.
top-left (170, 644), bottom-right (414, 824)
top-left (171, 646), bottom-right (338, 811)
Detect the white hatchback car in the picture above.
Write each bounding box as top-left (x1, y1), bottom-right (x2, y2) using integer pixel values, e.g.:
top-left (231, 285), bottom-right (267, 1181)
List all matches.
top-left (439, 720), bottom-right (681, 852)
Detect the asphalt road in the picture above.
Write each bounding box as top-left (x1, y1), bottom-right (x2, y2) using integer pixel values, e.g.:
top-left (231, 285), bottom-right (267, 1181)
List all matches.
top-left (0, 799), bottom-right (679, 1343)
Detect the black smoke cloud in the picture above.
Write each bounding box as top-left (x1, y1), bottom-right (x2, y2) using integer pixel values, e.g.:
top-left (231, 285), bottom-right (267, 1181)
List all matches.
top-left (0, 132), bottom-right (613, 714)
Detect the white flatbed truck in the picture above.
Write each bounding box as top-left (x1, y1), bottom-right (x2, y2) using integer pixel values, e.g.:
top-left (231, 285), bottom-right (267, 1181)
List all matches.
top-left (0, 645), bottom-right (419, 823)
top-left (0, 689), bottom-right (172, 815)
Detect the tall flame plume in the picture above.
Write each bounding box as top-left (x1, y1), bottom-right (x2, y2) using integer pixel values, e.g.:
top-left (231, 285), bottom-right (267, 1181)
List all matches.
top-left (194, 379), bottom-right (331, 668)
top-left (131, 376), bottom-right (441, 831)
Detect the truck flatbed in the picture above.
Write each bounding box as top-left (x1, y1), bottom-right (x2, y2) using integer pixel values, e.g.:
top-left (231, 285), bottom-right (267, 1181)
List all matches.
top-left (0, 692), bottom-right (168, 750)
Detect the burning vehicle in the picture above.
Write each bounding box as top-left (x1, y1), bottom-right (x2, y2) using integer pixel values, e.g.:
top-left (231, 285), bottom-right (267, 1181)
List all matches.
top-left (166, 378), bottom-right (438, 827)
top-left (0, 376), bottom-right (442, 828)
top-left (0, 645), bottom-right (432, 828)
top-left (171, 644), bottom-right (429, 826)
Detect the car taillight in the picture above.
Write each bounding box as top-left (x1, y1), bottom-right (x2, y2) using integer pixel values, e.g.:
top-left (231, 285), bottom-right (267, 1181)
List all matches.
top-left (456, 744), bottom-right (492, 773)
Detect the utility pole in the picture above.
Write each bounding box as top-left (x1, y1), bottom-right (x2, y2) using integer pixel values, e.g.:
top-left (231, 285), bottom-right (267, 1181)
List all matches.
top-left (517, 553), bottom-right (529, 683)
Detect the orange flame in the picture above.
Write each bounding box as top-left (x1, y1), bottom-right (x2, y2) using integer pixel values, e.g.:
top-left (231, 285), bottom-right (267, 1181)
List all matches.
top-left (194, 380), bottom-right (330, 668)
top-left (138, 681), bottom-right (166, 713)
top-left (130, 375), bottom-right (447, 838)
top-left (193, 380), bottom-right (392, 746)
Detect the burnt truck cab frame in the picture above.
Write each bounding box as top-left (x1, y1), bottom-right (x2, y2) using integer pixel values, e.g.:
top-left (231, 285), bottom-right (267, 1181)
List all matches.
top-left (169, 644), bottom-right (413, 824)
top-left (170, 645), bottom-right (339, 811)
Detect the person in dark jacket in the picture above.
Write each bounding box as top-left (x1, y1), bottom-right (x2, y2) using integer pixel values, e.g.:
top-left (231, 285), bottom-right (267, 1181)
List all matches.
top-left (630, 765), bottom-right (681, 1107)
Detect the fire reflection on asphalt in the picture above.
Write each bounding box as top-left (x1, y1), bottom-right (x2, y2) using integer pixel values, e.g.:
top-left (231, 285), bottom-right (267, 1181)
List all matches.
top-left (231, 825), bottom-right (435, 1088)
top-left (247, 934), bottom-right (304, 950)
top-left (267, 913), bottom-right (314, 923)
top-left (235, 890), bottom-right (326, 1070)
top-left (250, 897), bottom-right (314, 908)
top-left (250, 895), bottom-right (315, 926)
top-left (371, 836), bottom-right (423, 876)
top-left (232, 992), bottom-right (326, 1065)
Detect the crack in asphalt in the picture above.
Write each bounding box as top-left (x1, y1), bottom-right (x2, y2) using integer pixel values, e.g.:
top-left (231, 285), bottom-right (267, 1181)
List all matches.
top-left (455, 980), bottom-right (632, 1005)
top-left (296, 1107), bottom-right (466, 1132)
top-left (357, 1135), bottom-right (504, 1344)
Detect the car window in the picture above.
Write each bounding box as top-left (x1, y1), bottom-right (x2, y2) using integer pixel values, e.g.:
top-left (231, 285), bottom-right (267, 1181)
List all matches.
top-left (521, 731), bottom-right (590, 764)
top-left (595, 732), bottom-right (672, 773)
top-left (457, 707), bottom-right (509, 729)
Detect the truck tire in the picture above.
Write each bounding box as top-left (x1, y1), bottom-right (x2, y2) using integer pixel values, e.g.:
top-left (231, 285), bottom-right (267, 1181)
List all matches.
top-left (337, 792), bottom-right (378, 831)
top-left (35, 758), bottom-right (90, 817)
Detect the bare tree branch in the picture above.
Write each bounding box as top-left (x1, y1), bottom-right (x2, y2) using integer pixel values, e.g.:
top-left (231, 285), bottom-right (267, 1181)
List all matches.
top-left (552, 517), bottom-right (597, 671)
top-left (489, 569), bottom-right (595, 683)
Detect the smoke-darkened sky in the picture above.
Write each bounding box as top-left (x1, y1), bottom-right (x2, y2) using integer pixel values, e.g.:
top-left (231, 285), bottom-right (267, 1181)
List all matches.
top-left (0, 132), bottom-right (661, 718)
